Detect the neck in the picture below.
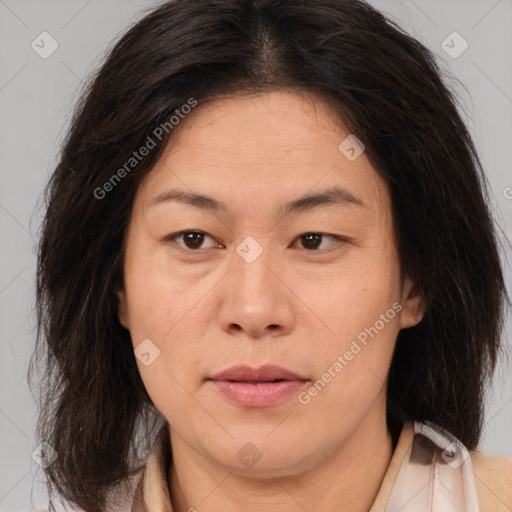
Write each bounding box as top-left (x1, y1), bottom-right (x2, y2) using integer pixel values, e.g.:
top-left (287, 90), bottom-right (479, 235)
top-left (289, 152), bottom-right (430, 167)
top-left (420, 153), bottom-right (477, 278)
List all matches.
top-left (168, 407), bottom-right (396, 512)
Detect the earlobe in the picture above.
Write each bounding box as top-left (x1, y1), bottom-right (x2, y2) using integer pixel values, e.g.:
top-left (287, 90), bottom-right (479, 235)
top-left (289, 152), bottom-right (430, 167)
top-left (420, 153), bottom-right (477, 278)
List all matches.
top-left (400, 277), bottom-right (426, 329)
top-left (117, 290), bottom-right (130, 329)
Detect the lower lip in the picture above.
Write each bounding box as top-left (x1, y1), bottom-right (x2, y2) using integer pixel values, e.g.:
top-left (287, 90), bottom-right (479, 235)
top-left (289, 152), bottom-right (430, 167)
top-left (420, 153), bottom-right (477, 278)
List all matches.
top-left (209, 379), bottom-right (308, 407)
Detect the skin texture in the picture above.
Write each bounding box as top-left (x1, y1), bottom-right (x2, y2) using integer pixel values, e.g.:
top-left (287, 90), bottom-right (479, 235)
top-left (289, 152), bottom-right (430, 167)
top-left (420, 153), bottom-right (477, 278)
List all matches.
top-left (117, 90), bottom-right (426, 512)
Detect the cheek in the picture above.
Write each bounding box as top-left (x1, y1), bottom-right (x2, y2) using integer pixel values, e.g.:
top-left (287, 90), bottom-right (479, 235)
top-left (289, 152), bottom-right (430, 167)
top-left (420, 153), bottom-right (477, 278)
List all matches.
top-left (127, 277), bottom-right (205, 378)
top-left (124, 242), bottom-right (205, 340)
top-left (123, 254), bottom-right (207, 411)
top-left (307, 253), bottom-right (401, 342)
top-left (135, 355), bottom-right (198, 428)
top-left (297, 318), bottom-right (397, 428)
top-left (299, 251), bottom-right (401, 400)
top-left (128, 282), bottom-right (205, 419)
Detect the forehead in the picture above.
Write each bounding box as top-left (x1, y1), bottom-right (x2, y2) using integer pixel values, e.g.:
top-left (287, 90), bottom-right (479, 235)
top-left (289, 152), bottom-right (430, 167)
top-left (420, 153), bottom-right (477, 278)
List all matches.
top-left (136, 91), bottom-right (390, 221)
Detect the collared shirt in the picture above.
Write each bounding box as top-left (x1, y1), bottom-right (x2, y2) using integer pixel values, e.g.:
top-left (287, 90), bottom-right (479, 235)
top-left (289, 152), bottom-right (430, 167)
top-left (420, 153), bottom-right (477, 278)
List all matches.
top-left (127, 420), bottom-right (512, 512)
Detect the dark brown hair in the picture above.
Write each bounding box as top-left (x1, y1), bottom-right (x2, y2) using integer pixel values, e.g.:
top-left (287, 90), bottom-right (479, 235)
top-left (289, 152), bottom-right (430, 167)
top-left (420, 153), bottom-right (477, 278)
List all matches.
top-left (29, 0), bottom-right (510, 510)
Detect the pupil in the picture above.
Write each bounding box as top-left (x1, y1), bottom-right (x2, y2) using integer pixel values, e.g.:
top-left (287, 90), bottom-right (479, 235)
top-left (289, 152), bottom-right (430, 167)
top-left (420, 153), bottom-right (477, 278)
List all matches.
top-left (303, 233), bottom-right (321, 250)
top-left (184, 232), bottom-right (203, 249)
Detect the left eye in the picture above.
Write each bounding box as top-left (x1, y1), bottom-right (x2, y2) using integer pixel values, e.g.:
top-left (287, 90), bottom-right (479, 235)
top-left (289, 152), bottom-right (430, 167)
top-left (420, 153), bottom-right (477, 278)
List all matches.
top-left (165, 231), bottom-right (345, 252)
top-left (295, 233), bottom-right (342, 251)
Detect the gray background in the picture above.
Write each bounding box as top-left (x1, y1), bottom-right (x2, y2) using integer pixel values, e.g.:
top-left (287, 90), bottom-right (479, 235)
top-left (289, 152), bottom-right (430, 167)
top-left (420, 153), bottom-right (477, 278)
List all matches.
top-left (1, 0), bottom-right (511, 510)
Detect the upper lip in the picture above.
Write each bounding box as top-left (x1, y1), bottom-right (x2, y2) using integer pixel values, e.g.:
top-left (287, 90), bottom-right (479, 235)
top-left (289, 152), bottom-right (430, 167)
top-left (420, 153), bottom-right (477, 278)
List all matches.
top-left (209, 364), bottom-right (307, 382)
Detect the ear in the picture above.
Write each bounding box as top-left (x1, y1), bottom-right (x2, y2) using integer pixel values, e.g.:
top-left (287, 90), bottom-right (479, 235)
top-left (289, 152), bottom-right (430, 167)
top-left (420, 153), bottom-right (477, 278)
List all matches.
top-left (116, 289), bottom-right (130, 330)
top-left (399, 276), bottom-right (426, 329)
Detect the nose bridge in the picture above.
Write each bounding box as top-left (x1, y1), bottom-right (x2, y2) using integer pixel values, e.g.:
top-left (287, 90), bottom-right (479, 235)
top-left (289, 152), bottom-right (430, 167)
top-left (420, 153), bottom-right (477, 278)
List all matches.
top-left (217, 234), bottom-right (294, 337)
top-left (232, 234), bottom-right (276, 298)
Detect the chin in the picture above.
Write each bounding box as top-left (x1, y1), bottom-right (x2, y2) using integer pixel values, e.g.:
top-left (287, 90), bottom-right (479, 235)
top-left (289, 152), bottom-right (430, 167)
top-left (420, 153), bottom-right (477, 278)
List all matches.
top-left (207, 436), bottom-right (313, 475)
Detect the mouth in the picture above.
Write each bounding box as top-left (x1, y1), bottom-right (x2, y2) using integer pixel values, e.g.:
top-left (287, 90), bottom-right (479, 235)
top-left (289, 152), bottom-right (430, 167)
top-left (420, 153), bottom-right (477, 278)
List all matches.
top-left (209, 364), bottom-right (307, 383)
top-left (224, 379), bottom-right (287, 384)
top-left (208, 365), bottom-right (309, 407)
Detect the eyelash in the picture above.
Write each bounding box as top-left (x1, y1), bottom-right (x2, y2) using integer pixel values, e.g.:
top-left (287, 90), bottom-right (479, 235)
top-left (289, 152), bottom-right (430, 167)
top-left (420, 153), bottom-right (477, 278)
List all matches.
top-left (163, 230), bottom-right (348, 253)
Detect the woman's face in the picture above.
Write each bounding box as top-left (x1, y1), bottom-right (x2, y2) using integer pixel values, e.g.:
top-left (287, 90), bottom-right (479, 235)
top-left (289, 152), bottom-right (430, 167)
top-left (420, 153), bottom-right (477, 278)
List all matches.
top-left (117, 90), bottom-right (424, 476)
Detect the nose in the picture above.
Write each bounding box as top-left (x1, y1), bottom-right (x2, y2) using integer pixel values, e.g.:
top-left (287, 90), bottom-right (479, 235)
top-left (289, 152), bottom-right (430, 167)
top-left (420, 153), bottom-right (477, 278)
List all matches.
top-left (217, 243), bottom-right (295, 339)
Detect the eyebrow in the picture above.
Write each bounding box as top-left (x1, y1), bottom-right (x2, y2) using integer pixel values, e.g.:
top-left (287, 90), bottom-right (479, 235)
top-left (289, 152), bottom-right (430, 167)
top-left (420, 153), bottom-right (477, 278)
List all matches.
top-left (148, 186), bottom-right (365, 217)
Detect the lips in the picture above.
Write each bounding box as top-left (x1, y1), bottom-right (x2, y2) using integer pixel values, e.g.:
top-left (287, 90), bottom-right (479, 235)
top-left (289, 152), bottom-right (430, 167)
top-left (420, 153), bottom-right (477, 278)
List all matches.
top-left (209, 364), bottom-right (307, 383)
top-left (208, 364), bottom-right (309, 407)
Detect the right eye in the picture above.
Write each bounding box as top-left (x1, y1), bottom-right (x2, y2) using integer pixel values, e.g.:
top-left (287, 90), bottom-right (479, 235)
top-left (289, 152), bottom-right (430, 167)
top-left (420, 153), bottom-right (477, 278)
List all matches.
top-left (164, 230), bottom-right (222, 252)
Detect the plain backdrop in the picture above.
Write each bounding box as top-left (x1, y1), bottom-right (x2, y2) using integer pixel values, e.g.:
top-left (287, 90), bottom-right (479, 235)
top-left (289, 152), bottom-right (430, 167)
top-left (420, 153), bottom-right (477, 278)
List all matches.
top-left (0, 0), bottom-right (511, 510)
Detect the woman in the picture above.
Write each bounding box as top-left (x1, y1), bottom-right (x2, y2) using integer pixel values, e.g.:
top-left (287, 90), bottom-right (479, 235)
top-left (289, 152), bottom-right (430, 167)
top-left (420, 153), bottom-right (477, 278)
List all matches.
top-left (30, 0), bottom-right (512, 511)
